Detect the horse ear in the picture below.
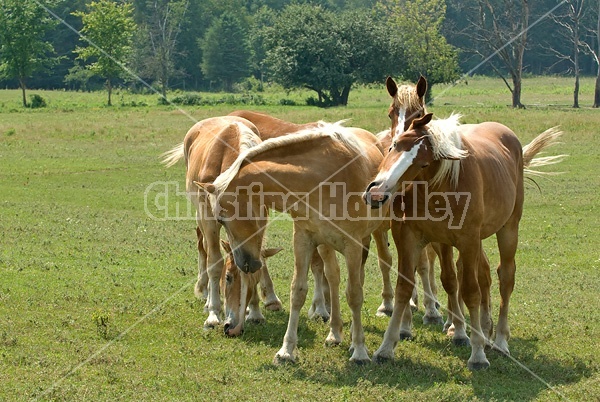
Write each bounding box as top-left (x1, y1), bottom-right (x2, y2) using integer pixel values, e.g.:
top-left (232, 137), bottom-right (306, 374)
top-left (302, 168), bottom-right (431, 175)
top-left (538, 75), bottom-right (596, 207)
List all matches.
top-left (220, 239), bottom-right (232, 253)
top-left (413, 113), bottom-right (433, 128)
top-left (261, 247), bottom-right (283, 259)
top-left (386, 76), bottom-right (398, 98)
top-left (416, 75), bottom-right (427, 99)
top-left (194, 181), bottom-right (216, 194)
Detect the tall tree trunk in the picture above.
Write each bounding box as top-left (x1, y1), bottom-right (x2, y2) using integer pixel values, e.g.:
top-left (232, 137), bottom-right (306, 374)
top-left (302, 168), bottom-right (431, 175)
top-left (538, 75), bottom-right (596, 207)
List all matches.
top-left (340, 85), bottom-right (351, 106)
top-left (594, 0), bottom-right (600, 107)
top-left (573, 75), bottom-right (580, 108)
top-left (107, 78), bottom-right (112, 106)
top-left (19, 77), bottom-right (27, 107)
top-left (511, 73), bottom-right (525, 109)
top-left (594, 72), bottom-right (600, 107)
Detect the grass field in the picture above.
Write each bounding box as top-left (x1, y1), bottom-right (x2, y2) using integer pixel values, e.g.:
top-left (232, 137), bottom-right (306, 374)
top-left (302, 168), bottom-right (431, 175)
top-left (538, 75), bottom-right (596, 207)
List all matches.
top-left (1, 76), bottom-right (598, 401)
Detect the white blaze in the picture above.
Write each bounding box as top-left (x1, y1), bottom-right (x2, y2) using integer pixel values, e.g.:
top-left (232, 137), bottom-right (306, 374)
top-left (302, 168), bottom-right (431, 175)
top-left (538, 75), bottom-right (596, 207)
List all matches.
top-left (374, 140), bottom-right (424, 192)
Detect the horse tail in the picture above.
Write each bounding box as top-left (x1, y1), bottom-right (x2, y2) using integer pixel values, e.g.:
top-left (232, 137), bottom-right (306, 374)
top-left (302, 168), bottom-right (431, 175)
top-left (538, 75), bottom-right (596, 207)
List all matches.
top-left (522, 127), bottom-right (566, 176)
top-left (161, 142), bottom-right (185, 168)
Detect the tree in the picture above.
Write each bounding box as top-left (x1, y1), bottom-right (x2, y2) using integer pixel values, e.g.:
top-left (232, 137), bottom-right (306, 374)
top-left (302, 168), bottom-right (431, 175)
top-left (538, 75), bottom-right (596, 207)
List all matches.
top-left (263, 5), bottom-right (393, 106)
top-left (466, 0), bottom-right (531, 108)
top-left (136, 0), bottom-right (188, 99)
top-left (584, 0), bottom-right (600, 107)
top-left (200, 13), bottom-right (251, 91)
top-left (72, 0), bottom-right (136, 106)
top-left (549, 0), bottom-right (587, 108)
top-left (0, 0), bottom-right (60, 107)
top-left (377, 0), bottom-right (460, 103)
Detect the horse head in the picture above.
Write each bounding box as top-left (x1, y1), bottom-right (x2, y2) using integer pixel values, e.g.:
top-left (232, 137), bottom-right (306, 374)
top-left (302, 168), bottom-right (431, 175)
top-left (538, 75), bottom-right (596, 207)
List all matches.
top-left (364, 113), bottom-right (435, 208)
top-left (385, 75), bottom-right (427, 147)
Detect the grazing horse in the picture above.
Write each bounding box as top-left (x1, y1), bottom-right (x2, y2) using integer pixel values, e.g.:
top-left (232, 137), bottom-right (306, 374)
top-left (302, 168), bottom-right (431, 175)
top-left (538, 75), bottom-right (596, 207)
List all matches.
top-left (220, 240), bottom-right (283, 337)
top-left (200, 122), bottom-right (389, 363)
top-left (364, 112), bottom-right (563, 369)
top-left (162, 116), bottom-right (268, 329)
top-left (230, 110), bottom-right (395, 319)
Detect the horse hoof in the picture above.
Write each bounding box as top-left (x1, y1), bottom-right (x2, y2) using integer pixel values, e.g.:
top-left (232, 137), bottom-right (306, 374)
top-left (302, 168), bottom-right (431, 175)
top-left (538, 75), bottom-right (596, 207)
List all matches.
top-left (491, 343), bottom-right (510, 356)
top-left (373, 353), bottom-right (393, 364)
top-left (399, 332), bottom-right (413, 341)
top-left (423, 315), bottom-right (444, 326)
top-left (453, 337), bottom-right (470, 347)
top-left (273, 354), bottom-right (296, 365)
top-left (468, 360), bottom-right (490, 371)
top-left (350, 357), bottom-right (370, 365)
top-left (376, 308), bottom-right (393, 317)
top-left (264, 301), bottom-right (283, 311)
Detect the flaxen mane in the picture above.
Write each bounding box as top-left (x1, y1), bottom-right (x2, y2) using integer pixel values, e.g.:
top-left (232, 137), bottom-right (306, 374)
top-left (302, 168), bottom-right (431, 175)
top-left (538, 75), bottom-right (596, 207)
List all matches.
top-left (394, 84), bottom-right (425, 114)
top-left (425, 114), bottom-right (468, 189)
top-left (211, 121), bottom-right (364, 197)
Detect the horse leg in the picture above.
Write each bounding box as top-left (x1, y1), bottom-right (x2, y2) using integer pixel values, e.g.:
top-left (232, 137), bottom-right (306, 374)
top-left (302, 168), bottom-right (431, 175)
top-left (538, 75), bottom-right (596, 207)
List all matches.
top-left (418, 245), bottom-right (443, 325)
top-left (259, 262), bottom-right (282, 311)
top-left (493, 221), bottom-right (519, 355)
top-left (318, 244), bottom-right (342, 346)
top-left (307, 250), bottom-right (330, 322)
top-left (225, 272), bottom-right (250, 337)
top-left (373, 222), bottom-right (420, 362)
top-left (372, 225), bottom-right (394, 317)
top-left (194, 226), bottom-right (209, 301)
top-left (203, 219), bottom-right (224, 329)
top-left (478, 248), bottom-right (493, 345)
top-left (459, 240), bottom-right (490, 370)
top-left (274, 228), bottom-right (313, 364)
top-left (435, 243), bottom-right (469, 345)
top-left (426, 245), bottom-right (440, 309)
top-left (345, 237), bottom-right (370, 363)
top-left (246, 274), bottom-right (266, 324)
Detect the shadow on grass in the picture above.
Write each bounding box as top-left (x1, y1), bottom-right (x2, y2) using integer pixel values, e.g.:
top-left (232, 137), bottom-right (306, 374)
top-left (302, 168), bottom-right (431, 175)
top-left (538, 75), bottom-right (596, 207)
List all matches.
top-left (251, 311), bottom-right (593, 401)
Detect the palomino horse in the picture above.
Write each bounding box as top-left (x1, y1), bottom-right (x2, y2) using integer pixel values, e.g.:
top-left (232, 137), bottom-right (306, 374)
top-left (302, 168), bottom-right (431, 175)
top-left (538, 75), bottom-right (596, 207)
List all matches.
top-left (162, 116), bottom-right (272, 329)
top-left (229, 110), bottom-right (395, 318)
top-left (220, 240), bottom-right (282, 336)
top-left (200, 122), bottom-right (389, 363)
top-left (364, 112), bottom-right (563, 369)
top-left (381, 76), bottom-right (448, 324)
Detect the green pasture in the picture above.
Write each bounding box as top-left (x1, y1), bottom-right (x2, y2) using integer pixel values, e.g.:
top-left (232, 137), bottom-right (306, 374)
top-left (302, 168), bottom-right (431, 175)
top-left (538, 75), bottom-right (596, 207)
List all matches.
top-left (0, 76), bottom-right (598, 401)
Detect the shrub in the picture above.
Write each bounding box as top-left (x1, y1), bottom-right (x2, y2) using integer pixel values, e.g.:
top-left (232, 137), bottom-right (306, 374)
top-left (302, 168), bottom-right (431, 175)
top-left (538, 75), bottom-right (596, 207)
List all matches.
top-left (29, 94), bottom-right (47, 109)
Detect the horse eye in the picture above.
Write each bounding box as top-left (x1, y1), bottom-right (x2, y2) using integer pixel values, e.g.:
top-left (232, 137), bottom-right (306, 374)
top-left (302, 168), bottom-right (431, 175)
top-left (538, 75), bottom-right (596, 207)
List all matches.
top-left (226, 273), bottom-right (233, 284)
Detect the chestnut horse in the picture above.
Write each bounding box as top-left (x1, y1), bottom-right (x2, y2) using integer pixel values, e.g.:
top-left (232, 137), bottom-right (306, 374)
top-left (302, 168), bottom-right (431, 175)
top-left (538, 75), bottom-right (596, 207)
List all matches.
top-left (162, 116), bottom-right (270, 329)
top-left (200, 122), bottom-right (389, 363)
top-left (229, 110), bottom-right (396, 318)
top-left (220, 240), bottom-right (282, 336)
top-left (364, 112), bottom-right (563, 369)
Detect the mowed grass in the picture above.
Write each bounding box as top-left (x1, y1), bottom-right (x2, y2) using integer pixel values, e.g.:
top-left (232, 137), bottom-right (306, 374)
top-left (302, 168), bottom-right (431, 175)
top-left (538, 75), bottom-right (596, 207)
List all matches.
top-left (0, 76), bottom-right (598, 401)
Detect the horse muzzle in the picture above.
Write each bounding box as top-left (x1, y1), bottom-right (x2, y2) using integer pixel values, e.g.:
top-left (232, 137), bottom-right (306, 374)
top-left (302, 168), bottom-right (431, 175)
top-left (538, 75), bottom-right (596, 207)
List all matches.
top-left (363, 181), bottom-right (390, 209)
top-left (233, 248), bottom-right (262, 274)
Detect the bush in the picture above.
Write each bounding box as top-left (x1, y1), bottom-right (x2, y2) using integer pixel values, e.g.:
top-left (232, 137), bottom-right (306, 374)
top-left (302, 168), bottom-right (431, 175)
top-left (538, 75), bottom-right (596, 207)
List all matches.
top-left (29, 94), bottom-right (47, 109)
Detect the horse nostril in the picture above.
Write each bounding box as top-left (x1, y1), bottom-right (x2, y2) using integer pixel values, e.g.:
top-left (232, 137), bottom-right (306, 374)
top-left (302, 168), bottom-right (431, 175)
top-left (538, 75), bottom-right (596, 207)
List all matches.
top-left (223, 323), bottom-right (231, 334)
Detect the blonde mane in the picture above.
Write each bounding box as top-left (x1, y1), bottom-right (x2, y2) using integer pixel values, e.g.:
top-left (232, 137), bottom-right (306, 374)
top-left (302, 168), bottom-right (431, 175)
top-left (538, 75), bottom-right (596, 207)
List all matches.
top-left (212, 121), bottom-right (364, 197)
top-left (425, 113), bottom-right (468, 188)
top-left (236, 121), bottom-right (262, 152)
top-left (394, 84), bottom-right (426, 114)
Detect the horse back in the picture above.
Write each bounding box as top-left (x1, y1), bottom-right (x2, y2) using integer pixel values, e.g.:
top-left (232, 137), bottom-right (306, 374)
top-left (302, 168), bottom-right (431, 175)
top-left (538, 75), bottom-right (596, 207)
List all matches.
top-left (228, 110), bottom-right (317, 140)
top-left (184, 116), bottom-right (259, 185)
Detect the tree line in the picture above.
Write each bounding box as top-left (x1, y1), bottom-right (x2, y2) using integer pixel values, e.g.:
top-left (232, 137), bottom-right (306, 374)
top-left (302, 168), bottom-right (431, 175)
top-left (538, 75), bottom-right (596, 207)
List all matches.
top-left (1, 0), bottom-right (599, 108)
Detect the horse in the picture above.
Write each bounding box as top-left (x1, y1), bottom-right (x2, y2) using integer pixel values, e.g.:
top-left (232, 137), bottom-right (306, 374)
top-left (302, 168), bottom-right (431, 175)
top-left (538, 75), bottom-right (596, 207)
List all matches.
top-left (381, 76), bottom-right (451, 325)
top-left (220, 240), bottom-right (283, 336)
top-left (199, 122), bottom-right (389, 363)
top-left (364, 112), bottom-right (563, 369)
top-left (162, 116), bottom-right (273, 329)
top-left (230, 110), bottom-right (397, 319)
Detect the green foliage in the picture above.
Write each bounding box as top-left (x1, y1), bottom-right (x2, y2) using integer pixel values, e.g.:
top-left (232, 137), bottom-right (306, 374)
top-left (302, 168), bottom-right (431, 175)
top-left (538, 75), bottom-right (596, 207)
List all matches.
top-left (28, 94), bottom-right (47, 109)
top-left (378, 0), bottom-right (460, 101)
top-left (263, 5), bottom-right (393, 106)
top-left (0, 0), bottom-right (60, 106)
top-left (72, 0), bottom-right (137, 105)
top-left (200, 12), bottom-right (252, 91)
